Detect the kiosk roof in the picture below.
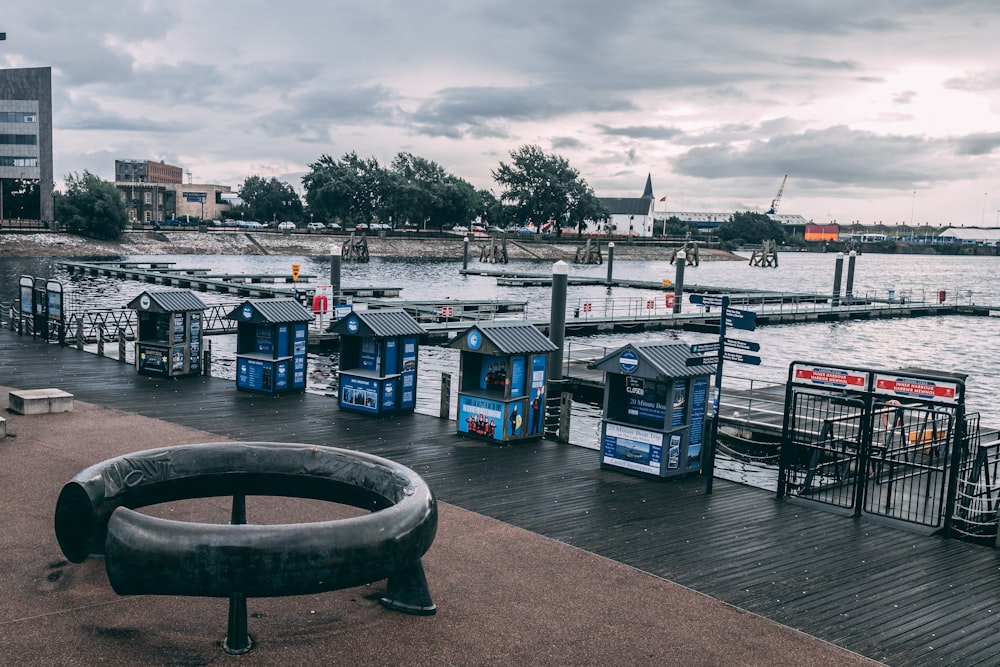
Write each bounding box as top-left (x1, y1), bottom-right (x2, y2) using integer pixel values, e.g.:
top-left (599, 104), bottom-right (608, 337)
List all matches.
top-left (589, 342), bottom-right (715, 379)
top-left (127, 290), bottom-right (207, 313)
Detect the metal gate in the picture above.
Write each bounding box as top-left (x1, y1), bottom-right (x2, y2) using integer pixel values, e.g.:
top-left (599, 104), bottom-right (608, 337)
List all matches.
top-left (777, 362), bottom-right (966, 531)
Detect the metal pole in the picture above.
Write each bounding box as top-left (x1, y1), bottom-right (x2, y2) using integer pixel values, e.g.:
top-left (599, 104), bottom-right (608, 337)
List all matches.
top-left (606, 242), bottom-right (615, 283)
top-left (673, 250), bottom-right (686, 314)
top-left (832, 252), bottom-right (844, 306)
top-left (845, 250), bottom-right (857, 305)
top-left (549, 261), bottom-right (568, 381)
top-left (463, 236), bottom-right (469, 270)
top-left (705, 295), bottom-right (730, 495)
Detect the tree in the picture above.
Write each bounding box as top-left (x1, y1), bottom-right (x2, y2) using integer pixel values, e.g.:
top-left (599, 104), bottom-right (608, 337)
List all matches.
top-left (302, 152), bottom-right (387, 227)
top-left (238, 176), bottom-right (303, 223)
top-left (54, 171), bottom-right (127, 240)
top-left (492, 145), bottom-right (608, 234)
top-left (1, 178), bottom-right (40, 220)
top-left (660, 216), bottom-right (698, 238)
top-left (717, 211), bottom-right (787, 245)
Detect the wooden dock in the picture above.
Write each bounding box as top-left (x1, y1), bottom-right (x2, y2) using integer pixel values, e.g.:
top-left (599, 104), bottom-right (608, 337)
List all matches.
top-left (3, 328), bottom-right (1000, 665)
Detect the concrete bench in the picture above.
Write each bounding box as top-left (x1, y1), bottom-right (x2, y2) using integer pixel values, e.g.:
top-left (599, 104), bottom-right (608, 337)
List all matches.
top-left (8, 389), bottom-right (74, 415)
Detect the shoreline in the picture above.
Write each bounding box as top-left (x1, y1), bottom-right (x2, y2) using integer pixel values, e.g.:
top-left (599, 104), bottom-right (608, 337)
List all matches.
top-left (0, 230), bottom-right (746, 261)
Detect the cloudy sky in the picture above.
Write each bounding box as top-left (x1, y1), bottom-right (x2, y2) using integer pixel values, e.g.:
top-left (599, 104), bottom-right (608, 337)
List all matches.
top-left (4, 1), bottom-right (1000, 226)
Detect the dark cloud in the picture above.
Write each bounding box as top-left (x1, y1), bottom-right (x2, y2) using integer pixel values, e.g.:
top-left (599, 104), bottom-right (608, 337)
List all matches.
top-left (596, 125), bottom-right (684, 140)
top-left (954, 133), bottom-right (1000, 156)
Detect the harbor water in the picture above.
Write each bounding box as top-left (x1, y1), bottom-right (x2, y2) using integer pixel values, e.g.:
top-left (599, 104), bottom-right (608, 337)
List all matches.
top-left (2, 251), bottom-right (999, 462)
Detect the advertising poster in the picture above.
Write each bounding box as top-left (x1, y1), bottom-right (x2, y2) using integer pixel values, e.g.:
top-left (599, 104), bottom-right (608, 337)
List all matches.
top-left (527, 355), bottom-right (547, 435)
top-left (671, 379), bottom-right (687, 427)
top-left (401, 337), bottom-right (417, 409)
top-left (173, 312), bottom-right (184, 341)
top-left (275, 360), bottom-right (289, 390)
top-left (510, 355), bottom-right (526, 398)
top-left (687, 377), bottom-right (709, 467)
top-left (138, 344), bottom-right (168, 375)
top-left (238, 358), bottom-right (267, 391)
top-left (506, 400), bottom-right (526, 438)
top-left (276, 324), bottom-right (290, 357)
top-left (188, 314), bottom-right (201, 373)
top-left (341, 375), bottom-right (379, 414)
top-left (601, 422), bottom-right (663, 476)
top-left (625, 377), bottom-right (667, 428)
top-left (402, 338), bottom-right (417, 371)
top-left (171, 347), bottom-right (184, 372)
top-left (458, 395), bottom-right (504, 441)
top-left (382, 380), bottom-right (396, 410)
top-left (480, 354), bottom-right (508, 391)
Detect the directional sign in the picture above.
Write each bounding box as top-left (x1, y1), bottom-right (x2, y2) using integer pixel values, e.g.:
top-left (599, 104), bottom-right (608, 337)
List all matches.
top-left (723, 337), bottom-right (760, 352)
top-left (686, 354), bottom-right (718, 366)
top-left (689, 341), bottom-right (721, 354)
top-left (721, 350), bottom-right (761, 365)
top-left (689, 293), bottom-right (726, 307)
top-left (724, 308), bottom-right (756, 331)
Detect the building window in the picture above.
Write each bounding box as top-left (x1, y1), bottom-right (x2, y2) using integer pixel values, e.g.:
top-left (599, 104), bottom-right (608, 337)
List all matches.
top-left (0, 111), bottom-right (37, 123)
top-left (0, 134), bottom-right (37, 145)
top-left (144, 192), bottom-right (152, 205)
top-left (0, 156), bottom-right (38, 167)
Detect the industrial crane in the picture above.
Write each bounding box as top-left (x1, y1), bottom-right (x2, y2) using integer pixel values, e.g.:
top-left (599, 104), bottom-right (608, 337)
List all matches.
top-left (766, 174), bottom-right (788, 215)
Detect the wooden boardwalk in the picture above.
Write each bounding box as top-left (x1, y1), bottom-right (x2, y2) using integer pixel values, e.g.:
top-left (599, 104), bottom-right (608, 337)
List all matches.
top-left (3, 330), bottom-right (1000, 666)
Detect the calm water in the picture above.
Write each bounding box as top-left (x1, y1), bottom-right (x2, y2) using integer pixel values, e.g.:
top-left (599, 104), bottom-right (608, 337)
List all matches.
top-left (2, 250), bottom-right (999, 439)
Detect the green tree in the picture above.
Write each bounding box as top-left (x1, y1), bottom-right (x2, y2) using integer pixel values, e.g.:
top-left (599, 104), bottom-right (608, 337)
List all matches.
top-left (1, 178), bottom-right (40, 221)
top-left (238, 176), bottom-right (303, 224)
top-left (54, 171), bottom-right (127, 240)
top-left (660, 216), bottom-right (698, 238)
top-left (302, 152), bottom-right (387, 227)
top-left (717, 211), bottom-right (787, 245)
top-left (492, 145), bottom-right (608, 235)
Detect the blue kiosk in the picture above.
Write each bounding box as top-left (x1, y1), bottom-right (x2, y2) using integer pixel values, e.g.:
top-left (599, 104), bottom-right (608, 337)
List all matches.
top-left (226, 298), bottom-right (313, 394)
top-left (127, 290), bottom-right (207, 378)
top-left (448, 322), bottom-right (556, 443)
top-left (329, 308), bottom-right (425, 415)
top-left (589, 342), bottom-right (714, 478)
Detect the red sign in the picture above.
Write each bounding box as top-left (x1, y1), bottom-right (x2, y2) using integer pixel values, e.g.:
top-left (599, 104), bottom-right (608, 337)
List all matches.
top-left (792, 365), bottom-right (869, 389)
top-left (583, 303), bottom-right (592, 312)
top-left (665, 294), bottom-right (676, 308)
top-left (874, 374), bottom-right (958, 403)
top-left (441, 306), bottom-right (453, 318)
top-left (646, 300), bottom-right (655, 310)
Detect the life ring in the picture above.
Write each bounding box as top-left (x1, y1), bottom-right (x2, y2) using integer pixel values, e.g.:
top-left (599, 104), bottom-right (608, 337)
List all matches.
top-left (311, 294), bottom-right (329, 314)
top-left (881, 399), bottom-right (902, 428)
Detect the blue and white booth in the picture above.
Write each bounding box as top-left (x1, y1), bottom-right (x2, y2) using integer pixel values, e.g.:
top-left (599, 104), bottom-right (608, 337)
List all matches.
top-left (127, 289), bottom-right (207, 378)
top-left (328, 308), bottom-right (425, 416)
top-left (589, 342), bottom-right (714, 478)
top-left (448, 322), bottom-right (557, 443)
top-left (225, 298), bottom-right (313, 394)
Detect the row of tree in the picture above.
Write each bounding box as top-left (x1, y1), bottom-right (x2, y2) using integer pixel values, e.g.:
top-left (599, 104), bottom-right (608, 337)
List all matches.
top-left (50, 144), bottom-right (788, 245)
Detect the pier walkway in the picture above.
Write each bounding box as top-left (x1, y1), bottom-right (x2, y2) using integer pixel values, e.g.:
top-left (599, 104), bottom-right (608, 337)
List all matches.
top-left (2, 330), bottom-right (1000, 664)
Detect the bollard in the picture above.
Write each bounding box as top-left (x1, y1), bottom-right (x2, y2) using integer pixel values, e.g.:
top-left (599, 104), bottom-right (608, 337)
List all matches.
top-left (673, 251), bottom-right (686, 314)
top-left (549, 261), bottom-right (568, 381)
top-left (463, 236), bottom-right (469, 270)
top-left (75, 320), bottom-right (84, 350)
top-left (203, 338), bottom-right (212, 377)
top-left (606, 242), bottom-right (615, 283)
top-left (845, 250), bottom-right (857, 305)
top-left (558, 391), bottom-right (572, 443)
top-left (97, 325), bottom-right (105, 357)
top-left (440, 373), bottom-right (451, 420)
top-left (118, 330), bottom-right (126, 364)
top-left (832, 252), bottom-right (844, 305)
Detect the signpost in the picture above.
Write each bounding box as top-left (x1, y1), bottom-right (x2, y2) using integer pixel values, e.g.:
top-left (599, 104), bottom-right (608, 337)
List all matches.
top-left (687, 294), bottom-right (762, 494)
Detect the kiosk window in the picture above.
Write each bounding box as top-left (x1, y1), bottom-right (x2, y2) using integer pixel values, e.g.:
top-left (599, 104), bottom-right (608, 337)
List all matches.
top-left (609, 375), bottom-right (668, 428)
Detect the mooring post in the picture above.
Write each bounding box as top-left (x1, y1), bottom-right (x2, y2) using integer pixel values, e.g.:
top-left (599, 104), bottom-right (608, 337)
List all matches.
top-left (75, 320), bottom-right (84, 350)
top-left (97, 325), bottom-right (105, 357)
top-left (832, 252), bottom-right (845, 305)
top-left (202, 338), bottom-right (212, 377)
top-left (463, 236), bottom-right (469, 270)
top-left (845, 250), bottom-right (857, 305)
top-left (549, 261), bottom-right (568, 381)
top-left (673, 250), bottom-right (686, 314)
top-left (606, 242), bottom-right (615, 284)
top-left (330, 246), bottom-right (342, 306)
top-left (118, 330), bottom-right (126, 363)
top-left (439, 373), bottom-right (451, 419)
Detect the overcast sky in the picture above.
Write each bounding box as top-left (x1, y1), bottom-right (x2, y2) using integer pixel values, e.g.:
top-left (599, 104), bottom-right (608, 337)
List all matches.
top-left (5, 1), bottom-right (1000, 226)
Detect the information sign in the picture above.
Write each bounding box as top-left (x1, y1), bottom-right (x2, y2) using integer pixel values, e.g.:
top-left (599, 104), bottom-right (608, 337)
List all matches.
top-left (688, 293), bottom-right (726, 307)
top-left (689, 341), bottom-right (720, 354)
top-left (791, 364), bottom-right (869, 389)
top-left (723, 337), bottom-right (760, 352)
top-left (873, 373), bottom-right (959, 404)
top-left (724, 308), bottom-right (757, 331)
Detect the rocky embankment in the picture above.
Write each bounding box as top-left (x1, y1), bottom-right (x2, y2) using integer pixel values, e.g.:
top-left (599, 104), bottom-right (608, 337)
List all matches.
top-left (0, 229), bottom-right (745, 261)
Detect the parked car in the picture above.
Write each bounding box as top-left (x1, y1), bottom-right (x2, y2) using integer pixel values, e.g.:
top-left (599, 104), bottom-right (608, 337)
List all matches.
top-left (244, 221), bottom-right (265, 229)
top-left (452, 225), bottom-right (469, 233)
top-left (306, 222), bottom-right (326, 231)
top-left (327, 222), bottom-right (343, 231)
top-left (486, 225), bottom-right (504, 234)
top-left (355, 223), bottom-right (369, 231)
top-left (277, 221), bottom-right (297, 231)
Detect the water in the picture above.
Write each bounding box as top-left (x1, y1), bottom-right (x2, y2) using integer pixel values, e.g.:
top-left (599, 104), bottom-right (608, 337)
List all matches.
top-left (2, 250), bottom-right (999, 443)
